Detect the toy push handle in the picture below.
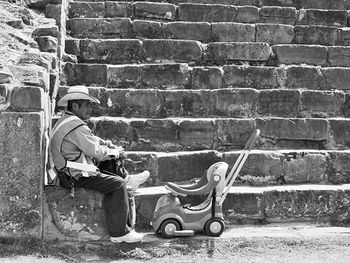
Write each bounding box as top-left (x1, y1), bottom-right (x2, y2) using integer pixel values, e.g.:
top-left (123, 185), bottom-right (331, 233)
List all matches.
top-left (220, 129), bottom-right (260, 205)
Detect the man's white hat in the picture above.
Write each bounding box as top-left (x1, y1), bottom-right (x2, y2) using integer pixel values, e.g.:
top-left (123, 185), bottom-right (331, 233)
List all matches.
top-left (57, 86), bottom-right (100, 107)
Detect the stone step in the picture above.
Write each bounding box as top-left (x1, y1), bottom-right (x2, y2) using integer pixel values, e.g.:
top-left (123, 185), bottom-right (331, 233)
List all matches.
top-left (67, 18), bottom-right (349, 47)
top-left (62, 62), bottom-right (350, 91)
top-left (69, 115), bottom-right (350, 151)
top-left (71, 0), bottom-right (350, 11)
top-left (58, 86), bottom-right (350, 119)
top-left (65, 38), bottom-right (350, 66)
top-left (179, 0), bottom-right (350, 10)
top-left (96, 149), bottom-right (350, 186)
top-left (44, 183), bottom-right (350, 239)
top-left (68, 2), bottom-right (349, 27)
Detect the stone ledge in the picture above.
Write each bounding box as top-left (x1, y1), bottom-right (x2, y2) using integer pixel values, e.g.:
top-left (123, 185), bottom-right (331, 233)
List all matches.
top-left (62, 63), bottom-right (350, 91)
top-left (44, 184), bottom-right (350, 240)
top-left (58, 86), bottom-right (349, 119)
top-left (61, 0), bottom-right (350, 11)
top-left (68, 1), bottom-right (350, 27)
top-left (67, 18), bottom-right (347, 47)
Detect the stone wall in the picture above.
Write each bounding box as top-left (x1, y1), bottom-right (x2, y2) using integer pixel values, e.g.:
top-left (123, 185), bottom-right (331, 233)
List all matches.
top-left (0, 0), bottom-right (65, 238)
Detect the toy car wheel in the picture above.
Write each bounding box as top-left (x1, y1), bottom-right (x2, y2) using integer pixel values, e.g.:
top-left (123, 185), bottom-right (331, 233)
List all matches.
top-left (159, 219), bottom-right (181, 238)
top-left (205, 218), bottom-right (225, 237)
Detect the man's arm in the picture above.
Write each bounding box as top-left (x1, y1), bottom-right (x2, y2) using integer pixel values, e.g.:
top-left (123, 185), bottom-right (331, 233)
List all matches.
top-left (66, 125), bottom-right (121, 161)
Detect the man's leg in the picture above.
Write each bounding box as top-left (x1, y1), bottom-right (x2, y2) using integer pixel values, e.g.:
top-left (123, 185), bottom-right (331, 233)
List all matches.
top-left (74, 173), bottom-right (131, 237)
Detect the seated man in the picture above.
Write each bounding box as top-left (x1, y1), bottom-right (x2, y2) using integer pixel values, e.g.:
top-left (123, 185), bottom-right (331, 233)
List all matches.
top-left (49, 86), bottom-right (149, 243)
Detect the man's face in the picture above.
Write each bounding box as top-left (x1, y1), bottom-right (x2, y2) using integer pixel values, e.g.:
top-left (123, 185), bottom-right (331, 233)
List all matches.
top-left (73, 100), bottom-right (93, 120)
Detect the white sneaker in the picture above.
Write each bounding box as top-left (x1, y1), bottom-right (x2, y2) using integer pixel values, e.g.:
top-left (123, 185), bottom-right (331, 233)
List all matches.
top-left (126, 171), bottom-right (150, 191)
top-left (110, 230), bottom-right (144, 243)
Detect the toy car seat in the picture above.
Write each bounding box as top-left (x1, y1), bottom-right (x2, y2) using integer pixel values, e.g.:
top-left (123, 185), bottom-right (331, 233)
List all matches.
top-left (165, 161), bottom-right (229, 198)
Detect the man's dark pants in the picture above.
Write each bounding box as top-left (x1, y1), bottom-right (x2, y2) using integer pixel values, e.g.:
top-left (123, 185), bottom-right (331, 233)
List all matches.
top-left (74, 173), bottom-right (132, 237)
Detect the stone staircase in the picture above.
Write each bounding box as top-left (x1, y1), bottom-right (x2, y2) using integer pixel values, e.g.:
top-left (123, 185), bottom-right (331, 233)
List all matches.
top-left (44, 0), bottom-right (350, 240)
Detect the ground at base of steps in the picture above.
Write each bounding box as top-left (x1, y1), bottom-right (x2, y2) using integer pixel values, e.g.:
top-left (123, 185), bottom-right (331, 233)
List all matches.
top-left (2, 222), bottom-right (350, 262)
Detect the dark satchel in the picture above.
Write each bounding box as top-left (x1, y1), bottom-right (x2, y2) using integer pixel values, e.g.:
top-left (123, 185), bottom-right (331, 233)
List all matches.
top-left (57, 170), bottom-right (74, 189)
top-left (98, 157), bottom-right (129, 179)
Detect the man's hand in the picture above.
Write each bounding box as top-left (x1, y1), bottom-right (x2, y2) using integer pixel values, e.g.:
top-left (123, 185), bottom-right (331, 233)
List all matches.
top-left (116, 146), bottom-right (126, 158)
top-left (107, 146), bottom-right (125, 159)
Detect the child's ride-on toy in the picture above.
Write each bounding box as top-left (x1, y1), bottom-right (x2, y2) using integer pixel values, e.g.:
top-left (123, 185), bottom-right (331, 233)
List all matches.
top-left (151, 129), bottom-right (260, 238)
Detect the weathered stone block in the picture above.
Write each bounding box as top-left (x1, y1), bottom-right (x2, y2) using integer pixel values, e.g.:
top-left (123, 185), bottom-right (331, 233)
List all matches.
top-left (157, 151), bottom-right (222, 182)
top-left (10, 86), bottom-right (45, 111)
top-left (259, 6), bottom-right (297, 25)
top-left (212, 88), bottom-right (258, 117)
top-left (0, 112), bottom-right (43, 237)
top-left (27, 0), bottom-right (62, 9)
top-left (301, 90), bottom-right (345, 118)
top-left (79, 39), bottom-right (144, 64)
top-left (236, 6), bottom-right (260, 23)
top-left (339, 27), bottom-right (350, 46)
top-left (207, 42), bottom-right (272, 62)
top-left (256, 23), bottom-right (294, 45)
top-left (192, 66), bottom-right (223, 89)
top-left (35, 36), bottom-right (58, 53)
top-left (133, 20), bottom-right (164, 39)
top-left (259, 0), bottom-right (294, 7)
top-left (178, 3), bottom-right (237, 22)
top-left (216, 119), bottom-right (256, 150)
top-left (63, 63), bottom-right (107, 86)
top-left (283, 65), bottom-right (327, 90)
top-left (46, 4), bottom-right (62, 27)
top-left (162, 89), bottom-right (211, 117)
top-left (224, 192), bottom-right (264, 222)
top-left (32, 25), bottom-right (59, 38)
top-left (211, 22), bottom-right (255, 42)
top-left (105, 2), bottom-right (133, 18)
top-left (263, 189), bottom-right (350, 222)
top-left (44, 187), bottom-right (106, 240)
top-left (9, 65), bottom-right (49, 91)
top-left (135, 2), bottom-right (176, 20)
top-left (65, 38), bottom-right (80, 56)
top-left (130, 119), bottom-right (180, 151)
top-left (224, 151), bottom-right (283, 185)
top-left (142, 63), bottom-right (191, 89)
top-left (92, 117), bottom-right (133, 147)
top-left (328, 47), bottom-right (350, 67)
top-left (329, 119), bottom-right (350, 149)
top-left (18, 52), bottom-right (52, 71)
top-left (107, 64), bottom-right (142, 89)
top-left (178, 119), bottom-right (217, 150)
top-left (294, 25), bottom-right (339, 46)
top-left (257, 118), bottom-right (328, 142)
top-left (322, 67), bottom-right (350, 90)
top-left (328, 152), bottom-right (350, 184)
top-left (223, 65), bottom-right (280, 89)
top-left (143, 39), bottom-right (203, 63)
top-left (91, 89), bottom-right (162, 117)
top-left (273, 44), bottom-right (328, 66)
top-left (258, 89), bottom-right (300, 117)
top-left (283, 153), bottom-right (327, 184)
top-left (69, 2), bottom-right (105, 18)
top-left (163, 22), bottom-right (211, 42)
top-left (68, 18), bottom-right (132, 39)
top-left (290, 0), bottom-right (347, 9)
top-left (297, 9), bottom-right (347, 27)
